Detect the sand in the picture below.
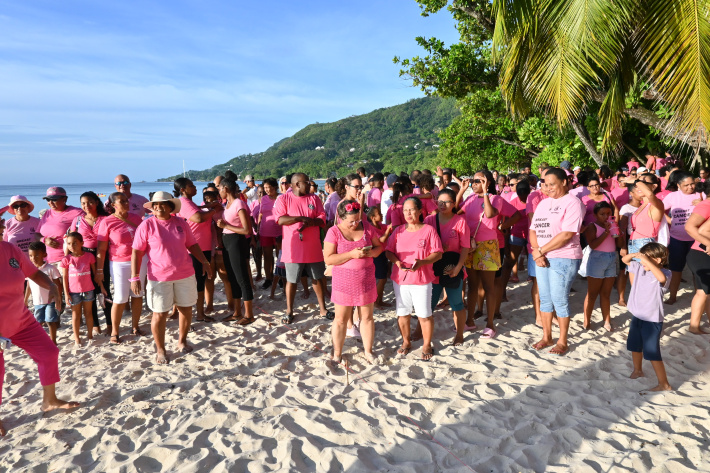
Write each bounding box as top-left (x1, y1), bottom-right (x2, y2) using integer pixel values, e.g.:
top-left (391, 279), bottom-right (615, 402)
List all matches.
top-left (1, 266), bottom-right (710, 472)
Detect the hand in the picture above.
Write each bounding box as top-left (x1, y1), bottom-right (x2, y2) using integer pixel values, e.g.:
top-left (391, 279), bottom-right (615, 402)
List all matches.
top-left (65, 296), bottom-right (72, 307)
top-left (131, 280), bottom-right (142, 297)
top-left (409, 259), bottom-right (423, 272)
top-left (46, 237), bottom-right (60, 249)
top-left (202, 261), bottom-right (213, 279)
top-left (436, 166), bottom-right (443, 177)
top-left (216, 219), bottom-right (226, 229)
top-left (350, 248), bottom-right (367, 259)
top-left (603, 221), bottom-right (612, 232)
top-left (462, 178), bottom-right (471, 188)
top-left (444, 264), bottom-right (462, 278)
top-left (395, 260), bottom-right (409, 270)
top-left (620, 248), bottom-right (628, 257)
top-left (535, 256), bottom-right (550, 268)
top-left (480, 176), bottom-right (489, 192)
top-left (94, 272), bottom-right (103, 284)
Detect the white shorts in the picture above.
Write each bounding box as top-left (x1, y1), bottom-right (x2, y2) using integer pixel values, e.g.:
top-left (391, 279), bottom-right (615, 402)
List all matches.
top-left (393, 282), bottom-right (433, 318)
top-left (147, 276), bottom-right (198, 313)
top-left (110, 259), bottom-right (147, 304)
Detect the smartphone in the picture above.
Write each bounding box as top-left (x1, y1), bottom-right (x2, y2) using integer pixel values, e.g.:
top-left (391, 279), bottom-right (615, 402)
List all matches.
top-left (361, 245), bottom-right (373, 251)
top-left (0, 336), bottom-right (12, 352)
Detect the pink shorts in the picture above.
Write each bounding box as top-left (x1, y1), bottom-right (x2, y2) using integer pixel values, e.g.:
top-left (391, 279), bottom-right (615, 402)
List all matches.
top-left (260, 235), bottom-right (278, 247)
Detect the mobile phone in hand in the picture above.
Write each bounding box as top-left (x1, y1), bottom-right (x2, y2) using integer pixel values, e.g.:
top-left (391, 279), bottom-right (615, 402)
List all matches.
top-left (361, 245), bottom-right (373, 251)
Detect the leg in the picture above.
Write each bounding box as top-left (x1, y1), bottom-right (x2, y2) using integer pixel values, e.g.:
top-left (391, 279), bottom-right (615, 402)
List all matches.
top-left (419, 316), bottom-right (434, 360)
top-left (151, 311), bottom-right (170, 364)
top-left (71, 303), bottom-right (81, 345)
top-left (285, 282), bottom-right (296, 317)
top-left (600, 277), bottom-right (615, 331)
top-left (331, 305), bottom-right (353, 361)
top-left (667, 271), bottom-right (682, 304)
top-left (648, 360), bottom-right (673, 391)
top-left (253, 241), bottom-right (263, 280)
top-left (359, 304), bottom-right (375, 362)
top-left (263, 244), bottom-right (275, 284)
top-left (110, 302), bottom-right (126, 339)
top-left (397, 315), bottom-right (412, 354)
top-left (466, 270), bottom-right (480, 326)
top-left (102, 256), bottom-right (113, 331)
top-left (375, 279), bottom-right (390, 307)
top-left (313, 278), bottom-right (329, 317)
top-left (552, 316), bottom-right (570, 353)
top-left (222, 234), bottom-right (247, 319)
top-left (131, 297), bottom-right (143, 333)
top-left (689, 289), bottom-right (709, 334)
top-left (301, 276), bottom-right (311, 299)
top-left (480, 271), bottom-right (497, 331)
top-left (583, 278), bottom-right (603, 329)
top-left (531, 278), bottom-right (541, 325)
top-left (82, 300), bottom-right (94, 340)
top-left (48, 322), bottom-right (58, 345)
top-left (617, 271), bottom-right (628, 306)
top-left (176, 306), bottom-right (193, 353)
top-left (630, 351), bottom-right (644, 378)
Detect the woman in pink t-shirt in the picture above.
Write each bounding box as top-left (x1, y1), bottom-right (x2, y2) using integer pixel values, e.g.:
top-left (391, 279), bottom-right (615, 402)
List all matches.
top-left (385, 196), bottom-right (443, 360)
top-left (131, 191), bottom-right (212, 365)
top-left (580, 175), bottom-right (619, 230)
top-left (501, 178), bottom-right (530, 287)
top-left (3, 195), bottom-right (40, 254)
top-left (174, 178), bottom-right (222, 322)
top-left (529, 168), bottom-right (584, 356)
top-left (685, 200), bottom-right (710, 334)
top-left (456, 171), bottom-right (502, 338)
top-left (70, 191), bottom-right (110, 335)
top-left (258, 178), bottom-right (281, 291)
top-left (334, 174), bottom-right (366, 224)
top-left (216, 178), bottom-right (255, 325)
top-left (663, 171), bottom-right (703, 304)
top-left (323, 200), bottom-right (384, 364)
top-left (96, 192), bottom-right (146, 343)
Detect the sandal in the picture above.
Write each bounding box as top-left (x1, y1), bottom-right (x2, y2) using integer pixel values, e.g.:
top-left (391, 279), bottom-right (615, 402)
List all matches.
top-left (282, 314), bottom-right (295, 325)
top-left (238, 317), bottom-right (255, 326)
top-left (422, 347), bottom-right (435, 361)
top-left (222, 314), bottom-right (242, 322)
top-left (323, 310), bottom-right (335, 320)
top-left (131, 328), bottom-right (144, 336)
top-left (109, 335), bottom-right (121, 345)
top-left (196, 315), bottom-right (216, 323)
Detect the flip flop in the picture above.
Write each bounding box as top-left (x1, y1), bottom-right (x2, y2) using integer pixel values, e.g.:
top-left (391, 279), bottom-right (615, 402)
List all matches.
top-left (481, 328), bottom-right (497, 339)
top-left (451, 324), bottom-right (477, 333)
top-left (323, 310), bottom-right (335, 320)
top-left (282, 314), bottom-right (295, 325)
top-left (397, 346), bottom-right (411, 356)
top-left (422, 348), bottom-right (434, 361)
top-left (238, 317), bottom-right (255, 326)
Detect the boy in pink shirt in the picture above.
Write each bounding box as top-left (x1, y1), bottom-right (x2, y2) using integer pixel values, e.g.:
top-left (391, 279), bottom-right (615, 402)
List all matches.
top-left (273, 173), bottom-right (333, 324)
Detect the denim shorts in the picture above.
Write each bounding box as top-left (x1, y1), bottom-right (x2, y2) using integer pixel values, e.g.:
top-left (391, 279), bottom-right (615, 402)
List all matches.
top-left (34, 303), bottom-right (60, 323)
top-left (527, 254), bottom-right (537, 278)
top-left (509, 235), bottom-right (527, 247)
top-left (627, 316), bottom-right (662, 361)
top-left (628, 237), bottom-right (655, 262)
top-left (587, 250), bottom-right (617, 279)
top-left (69, 290), bottom-right (95, 306)
top-left (536, 258), bottom-right (581, 318)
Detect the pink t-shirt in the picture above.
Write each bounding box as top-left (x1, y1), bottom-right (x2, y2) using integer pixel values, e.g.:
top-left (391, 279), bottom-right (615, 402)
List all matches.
top-left (386, 202), bottom-right (405, 228)
top-left (97, 214), bottom-right (143, 262)
top-left (323, 222), bottom-right (378, 272)
top-left (627, 161), bottom-right (641, 171)
top-left (460, 194), bottom-right (504, 242)
top-left (37, 206), bottom-right (85, 263)
top-left (508, 195), bottom-right (529, 239)
top-left (581, 194), bottom-right (614, 225)
top-left (424, 214), bottom-right (470, 254)
top-left (70, 215), bottom-right (105, 250)
top-left (0, 242), bottom-right (39, 337)
top-left (530, 193), bottom-right (584, 259)
top-left (258, 195), bottom-right (281, 238)
top-left (132, 217), bottom-right (197, 282)
top-left (272, 192), bottom-right (326, 264)
top-left (60, 252), bottom-right (96, 293)
top-left (3, 216), bottom-right (41, 253)
top-left (385, 224), bottom-right (443, 285)
top-left (105, 193), bottom-right (149, 217)
top-left (691, 200), bottom-right (710, 251)
top-left (497, 197), bottom-right (518, 248)
top-left (611, 187), bottom-right (629, 209)
top-left (657, 189), bottom-right (671, 201)
top-left (367, 187), bottom-right (383, 209)
top-left (222, 198), bottom-right (250, 234)
top-left (526, 190), bottom-right (549, 253)
top-left (664, 191), bottom-right (703, 241)
top-left (178, 197), bottom-right (213, 251)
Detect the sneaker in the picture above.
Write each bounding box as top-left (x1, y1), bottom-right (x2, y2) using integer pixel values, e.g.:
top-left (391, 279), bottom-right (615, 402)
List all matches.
top-left (346, 325), bottom-right (361, 338)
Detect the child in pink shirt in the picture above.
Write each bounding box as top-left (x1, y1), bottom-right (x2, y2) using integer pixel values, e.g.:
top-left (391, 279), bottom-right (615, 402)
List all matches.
top-left (61, 232), bottom-right (102, 346)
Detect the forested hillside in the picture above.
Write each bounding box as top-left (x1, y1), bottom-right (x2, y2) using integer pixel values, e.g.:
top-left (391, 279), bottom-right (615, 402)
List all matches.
top-left (161, 96), bottom-right (458, 181)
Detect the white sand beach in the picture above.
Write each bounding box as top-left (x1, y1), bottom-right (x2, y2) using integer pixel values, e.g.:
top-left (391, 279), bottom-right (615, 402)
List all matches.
top-left (1, 267), bottom-right (710, 472)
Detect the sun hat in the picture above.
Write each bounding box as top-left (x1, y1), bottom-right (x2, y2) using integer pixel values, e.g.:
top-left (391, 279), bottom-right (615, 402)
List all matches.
top-left (244, 175), bottom-right (255, 182)
top-left (637, 166), bottom-right (648, 173)
top-left (8, 195), bottom-right (34, 215)
top-left (143, 191), bottom-right (181, 213)
top-left (43, 187), bottom-right (67, 201)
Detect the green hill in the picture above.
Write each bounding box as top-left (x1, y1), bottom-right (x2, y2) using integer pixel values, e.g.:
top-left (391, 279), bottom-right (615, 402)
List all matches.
top-left (160, 96), bottom-right (459, 182)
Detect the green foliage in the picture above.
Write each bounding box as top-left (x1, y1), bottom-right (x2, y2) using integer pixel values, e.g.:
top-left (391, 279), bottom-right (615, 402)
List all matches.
top-left (160, 97), bottom-right (460, 182)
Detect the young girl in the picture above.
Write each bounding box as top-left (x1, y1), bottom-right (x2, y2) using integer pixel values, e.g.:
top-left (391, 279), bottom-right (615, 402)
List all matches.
top-left (583, 201), bottom-right (622, 331)
top-left (617, 181), bottom-right (642, 307)
top-left (622, 242), bottom-right (672, 392)
top-left (270, 244), bottom-right (285, 300)
top-left (61, 232), bottom-right (102, 346)
top-left (367, 205), bottom-right (393, 308)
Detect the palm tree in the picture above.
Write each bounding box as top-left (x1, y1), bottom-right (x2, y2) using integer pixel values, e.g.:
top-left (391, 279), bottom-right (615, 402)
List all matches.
top-left (492, 0), bottom-right (710, 165)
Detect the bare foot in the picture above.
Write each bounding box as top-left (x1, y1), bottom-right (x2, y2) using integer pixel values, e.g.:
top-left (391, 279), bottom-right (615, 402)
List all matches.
top-left (665, 297), bottom-right (677, 305)
top-left (604, 322), bottom-right (613, 332)
top-left (397, 343), bottom-right (411, 356)
top-left (255, 275), bottom-right (263, 282)
top-left (0, 419), bottom-right (5, 436)
top-left (451, 335), bottom-right (464, 346)
top-left (41, 398), bottom-right (80, 412)
top-left (533, 340), bottom-right (554, 351)
top-left (629, 370), bottom-right (644, 379)
top-left (74, 340), bottom-right (82, 348)
top-left (301, 290), bottom-right (311, 300)
top-left (205, 306), bottom-right (214, 314)
top-left (177, 343), bottom-right (193, 354)
top-left (689, 327), bottom-right (710, 335)
top-left (363, 352), bottom-right (376, 364)
top-left (618, 300), bottom-right (627, 307)
top-left (156, 351), bottom-right (169, 364)
top-left (647, 383), bottom-right (673, 392)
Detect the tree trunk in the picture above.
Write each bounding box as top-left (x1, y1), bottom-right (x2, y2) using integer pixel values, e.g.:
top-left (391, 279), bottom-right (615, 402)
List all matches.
top-left (571, 120), bottom-right (604, 166)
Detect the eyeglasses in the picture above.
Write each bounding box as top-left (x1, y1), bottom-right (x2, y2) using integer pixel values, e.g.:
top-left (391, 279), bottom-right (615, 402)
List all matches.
top-left (348, 185), bottom-right (364, 190)
top-left (437, 200), bottom-right (454, 206)
top-left (280, 181), bottom-right (287, 185)
top-left (588, 184), bottom-right (600, 188)
top-left (115, 181), bottom-right (130, 186)
top-left (472, 179), bottom-right (482, 184)
top-left (11, 202), bottom-right (28, 209)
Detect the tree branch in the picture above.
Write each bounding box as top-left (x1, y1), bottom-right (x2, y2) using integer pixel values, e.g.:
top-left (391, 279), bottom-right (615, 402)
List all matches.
top-left (571, 120), bottom-right (604, 166)
top-left (491, 136), bottom-right (539, 157)
top-left (452, 1), bottom-right (495, 34)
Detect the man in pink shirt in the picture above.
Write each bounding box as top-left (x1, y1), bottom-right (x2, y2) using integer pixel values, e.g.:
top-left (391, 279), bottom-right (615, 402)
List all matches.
top-left (110, 175), bottom-right (149, 217)
top-left (273, 173), bottom-right (334, 324)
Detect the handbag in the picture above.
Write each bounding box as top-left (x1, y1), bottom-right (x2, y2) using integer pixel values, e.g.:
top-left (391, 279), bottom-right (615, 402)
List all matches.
top-left (433, 215), bottom-right (465, 288)
top-left (578, 245), bottom-right (592, 277)
top-left (469, 211), bottom-right (484, 251)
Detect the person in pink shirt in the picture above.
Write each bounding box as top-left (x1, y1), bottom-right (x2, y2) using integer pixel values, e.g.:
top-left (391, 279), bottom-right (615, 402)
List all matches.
top-left (413, 174), bottom-right (438, 216)
top-left (323, 200), bottom-right (384, 364)
top-left (249, 184), bottom-right (265, 283)
top-left (366, 173), bottom-right (385, 209)
top-left (334, 174), bottom-right (366, 224)
top-left (663, 171), bottom-right (703, 304)
top-left (456, 171), bottom-right (503, 338)
top-left (111, 174), bottom-right (149, 217)
top-left (529, 168), bottom-right (585, 356)
top-left (70, 191), bottom-right (110, 335)
top-left (37, 187), bottom-right (84, 265)
top-left (0, 241), bottom-right (79, 436)
top-left (258, 178), bottom-right (281, 290)
top-left (96, 192), bottom-right (147, 343)
top-left (500, 179), bottom-right (530, 287)
top-left (323, 178), bottom-right (339, 226)
top-left (216, 178), bottom-right (256, 325)
top-left (201, 189), bottom-right (232, 313)
top-left (174, 178), bottom-right (222, 322)
top-left (273, 173), bottom-right (333, 324)
top-left (386, 197), bottom-right (443, 360)
top-left (131, 191), bottom-right (212, 364)
top-left (580, 175), bottom-right (619, 231)
top-left (3, 195), bottom-right (40, 254)
top-left (61, 233), bottom-right (102, 346)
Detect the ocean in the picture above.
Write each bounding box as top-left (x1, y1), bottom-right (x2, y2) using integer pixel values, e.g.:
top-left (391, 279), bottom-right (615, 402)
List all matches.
top-left (0, 179), bottom-right (327, 211)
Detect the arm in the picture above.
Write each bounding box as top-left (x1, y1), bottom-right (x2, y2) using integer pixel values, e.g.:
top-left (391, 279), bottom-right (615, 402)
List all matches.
top-left (62, 267), bottom-right (71, 306)
top-left (130, 249), bottom-right (145, 296)
top-left (455, 179), bottom-right (470, 209)
top-left (188, 208), bottom-right (216, 224)
top-left (586, 223), bottom-right (611, 250)
top-left (636, 181), bottom-right (664, 221)
top-left (323, 241), bottom-right (367, 266)
top-left (367, 229), bottom-right (384, 259)
top-left (638, 254), bottom-right (668, 285)
top-left (528, 227), bottom-right (547, 267)
top-left (217, 209), bottom-right (252, 235)
top-left (187, 244), bottom-right (213, 280)
top-left (410, 251), bottom-right (443, 271)
top-left (499, 210), bottom-right (520, 231)
top-left (386, 250), bottom-right (408, 270)
top-left (685, 213), bottom-right (710, 253)
top-left (95, 240), bottom-right (108, 284)
top-left (532, 231), bottom-right (577, 260)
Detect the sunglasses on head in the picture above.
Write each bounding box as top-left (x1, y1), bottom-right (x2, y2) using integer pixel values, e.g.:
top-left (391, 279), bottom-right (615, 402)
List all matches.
top-left (115, 181), bottom-right (130, 186)
top-left (11, 202), bottom-right (28, 209)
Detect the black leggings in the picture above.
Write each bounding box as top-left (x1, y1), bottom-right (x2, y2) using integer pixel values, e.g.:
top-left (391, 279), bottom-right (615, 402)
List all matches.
top-left (86, 247), bottom-right (112, 327)
top-left (223, 233), bottom-right (254, 301)
top-left (191, 251), bottom-right (212, 292)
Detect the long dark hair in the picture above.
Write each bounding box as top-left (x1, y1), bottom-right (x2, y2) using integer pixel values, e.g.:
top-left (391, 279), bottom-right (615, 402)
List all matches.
top-left (476, 170), bottom-right (497, 195)
top-left (515, 180), bottom-right (531, 203)
top-left (80, 191), bottom-right (109, 216)
top-left (173, 177), bottom-right (191, 198)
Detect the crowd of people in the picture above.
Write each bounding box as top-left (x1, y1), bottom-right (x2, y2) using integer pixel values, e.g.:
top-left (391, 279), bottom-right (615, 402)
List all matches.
top-left (2, 154), bottom-right (710, 434)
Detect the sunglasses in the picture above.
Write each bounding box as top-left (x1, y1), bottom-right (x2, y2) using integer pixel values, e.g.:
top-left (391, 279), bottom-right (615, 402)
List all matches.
top-left (348, 185), bottom-right (364, 190)
top-left (115, 181), bottom-right (131, 186)
top-left (473, 179), bottom-right (482, 184)
top-left (46, 197), bottom-right (63, 202)
top-left (11, 202), bottom-right (28, 209)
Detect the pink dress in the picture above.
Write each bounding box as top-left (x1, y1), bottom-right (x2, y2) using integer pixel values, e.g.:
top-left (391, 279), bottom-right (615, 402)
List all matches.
top-left (324, 222), bottom-right (378, 307)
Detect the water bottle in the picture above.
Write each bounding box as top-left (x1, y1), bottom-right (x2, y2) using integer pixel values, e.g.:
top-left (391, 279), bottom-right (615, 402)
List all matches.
top-left (97, 293), bottom-right (105, 309)
top-left (609, 216), bottom-right (620, 238)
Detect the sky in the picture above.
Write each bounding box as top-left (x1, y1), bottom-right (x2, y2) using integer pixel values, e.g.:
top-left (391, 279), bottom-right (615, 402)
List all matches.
top-left (0, 0), bottom-right (459, 184)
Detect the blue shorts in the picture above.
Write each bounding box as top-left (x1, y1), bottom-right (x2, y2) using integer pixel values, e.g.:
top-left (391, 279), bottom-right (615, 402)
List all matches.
top-left (667, 237), bottom-right (693, 272)
top-left (587, 250), bottom-right (617, 279)
top-left (536, 258), bottom-right (581, 318)
top-left (627, 316), bottom-right (662, 361)
top-left (527, 254), bottom-right (537, 278)
top-left (628, 238), bottom-right (655, 262)
top-left (69, 290), bottom-right (95, 306)
top-left (509, 235), bottom-right (527, 247)
top-left (34, 304), bottom-right (60, 323)
top-left (431, 278), bottom-right (464, 312)
top-left (274, 266), bottom-right (286, 278)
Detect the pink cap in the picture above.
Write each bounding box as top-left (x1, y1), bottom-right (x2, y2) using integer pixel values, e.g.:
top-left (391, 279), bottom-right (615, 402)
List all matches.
top-left (43, 187), bottom-right (67, 200)
top-left (8, 195), bottom-right (35, 215)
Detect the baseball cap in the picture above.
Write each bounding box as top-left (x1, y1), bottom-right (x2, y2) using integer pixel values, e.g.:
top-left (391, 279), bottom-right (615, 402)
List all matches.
top-left (43, 187), bottom-right (67, 201)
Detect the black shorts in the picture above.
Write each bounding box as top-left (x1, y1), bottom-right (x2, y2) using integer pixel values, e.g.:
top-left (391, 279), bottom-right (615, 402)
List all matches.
top-left (495, 248), bottom-right (505, 278)
top-left (668, 237), bottom-right (693, 272)
top-left (687, 249), bottom-right (710, 294)
top-left (627, 316), bottom-right (662, 361)
top-left (374, 253), bottom-right (388, 280)
top-left (191, 251), bottom-right (212, 292)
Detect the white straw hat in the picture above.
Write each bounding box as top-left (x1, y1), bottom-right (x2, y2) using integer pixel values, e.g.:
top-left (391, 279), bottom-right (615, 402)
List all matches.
top-left (143, 191), bottom-right (182, 213)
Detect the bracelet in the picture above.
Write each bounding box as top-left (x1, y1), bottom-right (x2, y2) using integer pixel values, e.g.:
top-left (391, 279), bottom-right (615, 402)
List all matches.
top-left (128, 277), bottom-right (140, 282)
